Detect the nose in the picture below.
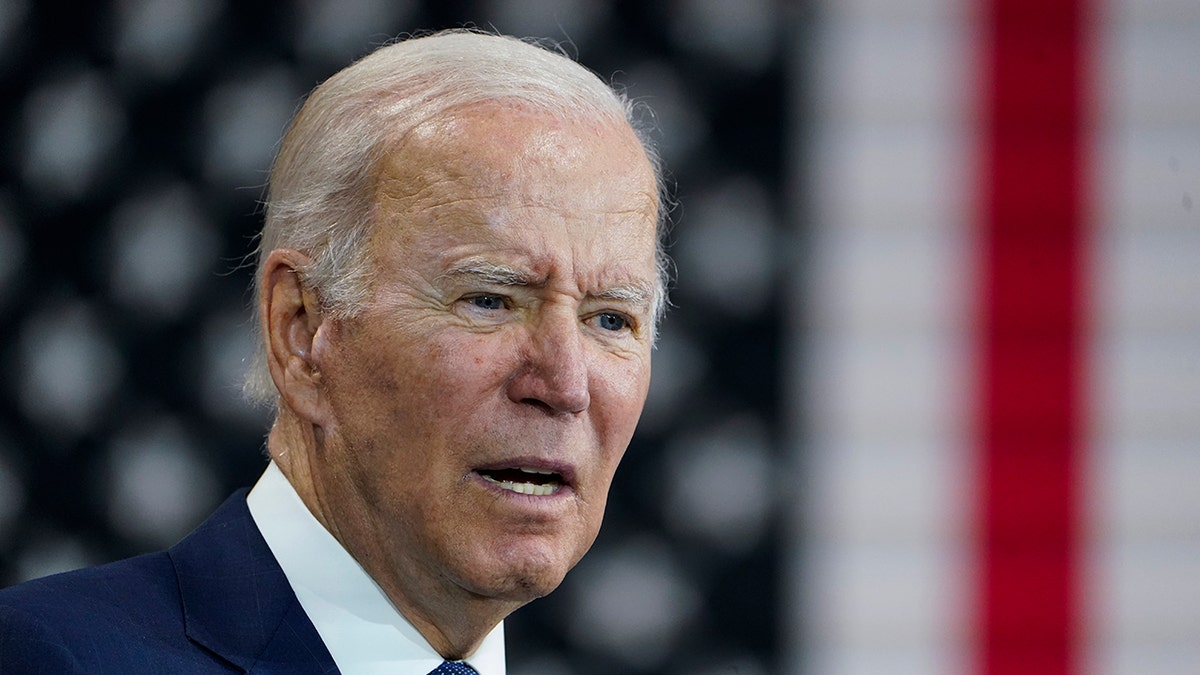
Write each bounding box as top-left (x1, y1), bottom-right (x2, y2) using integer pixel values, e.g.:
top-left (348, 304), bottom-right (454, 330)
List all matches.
top-left (507, 310), bottom-right (591, 414)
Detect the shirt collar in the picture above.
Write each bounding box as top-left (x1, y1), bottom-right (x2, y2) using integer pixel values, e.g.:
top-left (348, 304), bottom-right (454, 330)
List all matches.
top-left (247, 461), bottom-right (506, 675)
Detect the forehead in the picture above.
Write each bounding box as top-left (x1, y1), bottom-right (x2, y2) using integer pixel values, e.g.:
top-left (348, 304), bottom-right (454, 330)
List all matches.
top-left (368, 103), bottom-right (659, 281)
top-left (375, 103), bottom-right (657, 212)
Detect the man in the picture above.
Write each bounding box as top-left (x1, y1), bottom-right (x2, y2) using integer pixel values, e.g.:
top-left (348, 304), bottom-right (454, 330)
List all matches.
top-left (0, 30), bottom-right (667, 674)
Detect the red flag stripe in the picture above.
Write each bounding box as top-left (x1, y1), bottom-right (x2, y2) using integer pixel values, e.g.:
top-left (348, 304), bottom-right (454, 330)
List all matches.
top-left (977, 1), bottom-right (1087, 673)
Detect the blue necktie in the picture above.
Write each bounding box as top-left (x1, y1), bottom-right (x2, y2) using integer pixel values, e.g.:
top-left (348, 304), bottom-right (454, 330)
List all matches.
top-left (427, 661), bottom-right (479, 675)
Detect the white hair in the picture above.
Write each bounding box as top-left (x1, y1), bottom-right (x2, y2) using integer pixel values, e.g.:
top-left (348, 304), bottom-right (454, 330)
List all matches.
top-left (245, 29), bottom-right (670, 405)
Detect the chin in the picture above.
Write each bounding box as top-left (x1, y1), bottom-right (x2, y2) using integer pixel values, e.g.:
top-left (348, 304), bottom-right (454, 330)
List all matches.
top-left (457, 542), bottom-right (581, 603)
top-left (487, 570), bottom-right (566, 604)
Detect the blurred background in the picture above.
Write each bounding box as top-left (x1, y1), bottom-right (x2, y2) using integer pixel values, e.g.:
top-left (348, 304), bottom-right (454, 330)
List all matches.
top-left (0, 1), bottom-right (1196, 674)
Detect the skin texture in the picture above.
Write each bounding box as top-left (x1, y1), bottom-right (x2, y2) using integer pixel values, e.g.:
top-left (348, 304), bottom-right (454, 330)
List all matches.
top-left (260, 103), bottom-right (659, 659)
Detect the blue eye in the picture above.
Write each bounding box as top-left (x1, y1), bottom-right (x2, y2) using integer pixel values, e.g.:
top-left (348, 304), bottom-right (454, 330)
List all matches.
top-left (596, 313), bottom-right (627, 331)
top-left (470, 295), bottom-right (505, 310)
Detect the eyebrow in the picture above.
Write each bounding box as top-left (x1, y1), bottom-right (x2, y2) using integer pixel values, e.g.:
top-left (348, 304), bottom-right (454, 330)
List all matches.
top-left (438, 257), bottom-right (655, 309)
top-left (593, 283), bottom-right (655, 309)
top-left (438, 258), bottom-right (538, 287)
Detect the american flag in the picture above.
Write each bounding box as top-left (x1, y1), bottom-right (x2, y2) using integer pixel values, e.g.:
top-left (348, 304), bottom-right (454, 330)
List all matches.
top-left (790, 0), bottom-right (1200, 672)
top-left (1, 1), bottom-right (1197, 673)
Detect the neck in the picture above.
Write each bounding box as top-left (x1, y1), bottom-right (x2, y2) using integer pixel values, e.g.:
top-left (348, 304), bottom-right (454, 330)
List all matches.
top-left (266, 408), bottom-right (521, 659)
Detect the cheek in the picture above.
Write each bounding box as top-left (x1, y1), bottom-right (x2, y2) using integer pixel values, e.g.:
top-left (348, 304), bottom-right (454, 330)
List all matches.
top-left (320, 325), bottom-right (450, 442)
top-left (447, 333), bottom-right (515, 378)
top-left (586, 357), bottom-right (651, 476)
top-left (420, 333), bottom-right (519, 414)
top-left (598, 356), bottom-right (652, 423)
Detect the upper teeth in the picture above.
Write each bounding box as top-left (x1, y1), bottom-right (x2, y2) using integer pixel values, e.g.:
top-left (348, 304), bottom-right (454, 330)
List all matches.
top-left (482, 468), bottom-right (561, 494)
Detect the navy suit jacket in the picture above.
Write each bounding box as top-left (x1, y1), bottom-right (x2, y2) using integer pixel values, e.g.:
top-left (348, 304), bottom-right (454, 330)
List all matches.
top-left (0, 490), bottom-right (339, 673)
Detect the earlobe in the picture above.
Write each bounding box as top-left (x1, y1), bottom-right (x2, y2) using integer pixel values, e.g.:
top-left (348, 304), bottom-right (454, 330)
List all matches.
top-left (261, 249), bottom-right (329, 422)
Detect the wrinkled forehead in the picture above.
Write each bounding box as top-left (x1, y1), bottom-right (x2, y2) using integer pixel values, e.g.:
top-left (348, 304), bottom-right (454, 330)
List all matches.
top-left (363, 102), bottom-right (659, 280)
top-left (372, 102), bottom-right (657, 216)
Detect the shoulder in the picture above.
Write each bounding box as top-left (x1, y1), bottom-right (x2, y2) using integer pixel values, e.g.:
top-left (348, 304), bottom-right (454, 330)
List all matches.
top-left (0, 551), bottom-right (179, 621)
top-left (0, 490), bottom-right (260, 672)
top-left (0, 552), bottom-right (196, 672)
top-left (0, 598), bottom-right (84, 672)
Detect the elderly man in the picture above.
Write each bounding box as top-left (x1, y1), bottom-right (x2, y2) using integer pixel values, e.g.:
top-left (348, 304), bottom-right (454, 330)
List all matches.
top-left (0, 30), bottom-right (666, 674)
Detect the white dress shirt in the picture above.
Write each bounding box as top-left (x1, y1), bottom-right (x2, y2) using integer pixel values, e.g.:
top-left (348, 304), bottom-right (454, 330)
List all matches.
top-left (247, 462), bottom-right (506, 675)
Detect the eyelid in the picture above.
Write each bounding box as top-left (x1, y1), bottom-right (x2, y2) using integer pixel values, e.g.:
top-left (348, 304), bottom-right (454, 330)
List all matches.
top-left (589, 298), bottom-right (646, 322)
top-left (459, 292), bottom-right (512, 313)
top-left (585, 308), bottom-right (638, 334)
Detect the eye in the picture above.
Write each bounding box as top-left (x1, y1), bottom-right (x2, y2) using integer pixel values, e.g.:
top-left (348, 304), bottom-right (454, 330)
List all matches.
top-left (594, 312), bottom-right (629, 332)
top-left (468, 295), bottom-right (506, 311)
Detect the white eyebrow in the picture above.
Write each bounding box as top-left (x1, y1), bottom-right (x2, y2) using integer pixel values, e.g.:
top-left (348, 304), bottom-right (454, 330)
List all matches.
top-left (439, 257), bottom-right (654, 310)
top-left (594, 283), bottom-right (654, 309)
top-left (437, 258), bottom-right (538, 287)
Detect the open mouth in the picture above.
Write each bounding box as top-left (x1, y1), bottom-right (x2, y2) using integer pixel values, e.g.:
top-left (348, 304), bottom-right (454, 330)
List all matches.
top-left (477, 467), bottom-right (565, 496)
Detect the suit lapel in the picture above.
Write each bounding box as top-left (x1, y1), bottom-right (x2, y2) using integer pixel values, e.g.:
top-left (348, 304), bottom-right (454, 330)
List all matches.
top-left (169, 489), bottom-right (339, 673)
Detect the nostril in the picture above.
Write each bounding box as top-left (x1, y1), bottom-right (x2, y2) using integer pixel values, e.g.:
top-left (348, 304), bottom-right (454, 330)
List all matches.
top-left (519, 397), bottom-right (547, 409)
top-left (519, 396), bottom-right (570, 415)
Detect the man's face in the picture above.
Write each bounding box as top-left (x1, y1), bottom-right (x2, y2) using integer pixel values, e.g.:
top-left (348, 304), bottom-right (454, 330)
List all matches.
top-left (304, 104), bottom-right (659, 612)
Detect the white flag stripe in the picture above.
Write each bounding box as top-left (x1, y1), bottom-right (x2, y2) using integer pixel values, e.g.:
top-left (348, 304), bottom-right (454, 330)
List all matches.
top-left (1085, 2), bottom-right (1200, 673)
top-left (792, 2), bottom-right (973, 673)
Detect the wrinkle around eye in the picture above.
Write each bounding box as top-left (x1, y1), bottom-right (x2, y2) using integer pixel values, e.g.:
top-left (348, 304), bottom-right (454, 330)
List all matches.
top-left (453, 293), bottom-right (516, 326)
top-left (582, 310), bottom-right (641, 340)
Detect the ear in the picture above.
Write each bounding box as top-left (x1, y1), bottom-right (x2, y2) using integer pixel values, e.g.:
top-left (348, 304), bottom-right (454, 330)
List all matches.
top-left (260, 249), bottom-right (331, 423)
